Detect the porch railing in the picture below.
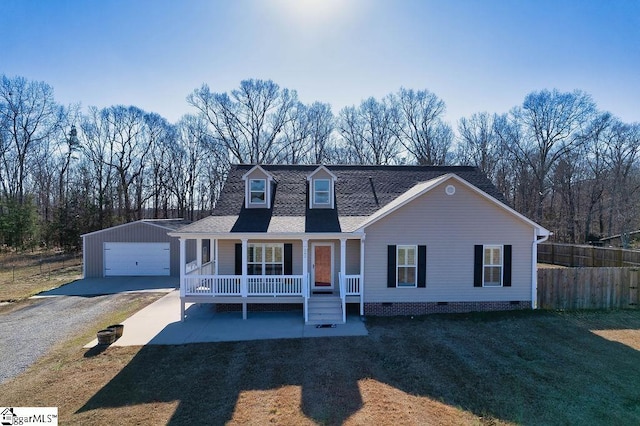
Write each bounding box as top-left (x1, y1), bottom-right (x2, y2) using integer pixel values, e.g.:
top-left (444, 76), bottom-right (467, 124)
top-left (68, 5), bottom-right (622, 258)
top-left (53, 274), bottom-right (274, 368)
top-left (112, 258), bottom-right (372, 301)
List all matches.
top-left (345, 275), bottom-right (361, 295)
top-left (186, 261), bottom-right (215, 276)
top-left (247, 276), bottom-right (303, 296)
top-left (184, 275), bottom-right (304, 297)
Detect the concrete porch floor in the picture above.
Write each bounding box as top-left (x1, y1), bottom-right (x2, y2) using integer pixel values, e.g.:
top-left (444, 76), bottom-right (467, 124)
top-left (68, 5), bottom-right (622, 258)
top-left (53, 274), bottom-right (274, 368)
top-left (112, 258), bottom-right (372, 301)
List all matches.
top-left (85, 290), bottom-right (368, 347)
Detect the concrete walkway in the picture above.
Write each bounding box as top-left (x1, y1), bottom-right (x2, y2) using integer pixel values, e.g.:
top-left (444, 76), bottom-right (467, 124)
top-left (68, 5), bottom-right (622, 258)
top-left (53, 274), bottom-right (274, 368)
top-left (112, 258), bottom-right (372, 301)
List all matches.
top-left (85, 291), bottom-right (368, 347)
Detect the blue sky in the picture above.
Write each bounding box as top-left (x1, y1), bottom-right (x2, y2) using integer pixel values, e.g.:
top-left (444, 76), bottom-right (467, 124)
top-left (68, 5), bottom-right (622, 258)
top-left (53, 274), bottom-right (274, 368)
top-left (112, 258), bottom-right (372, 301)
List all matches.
top-left (1, 0), bottom-right (638, 124)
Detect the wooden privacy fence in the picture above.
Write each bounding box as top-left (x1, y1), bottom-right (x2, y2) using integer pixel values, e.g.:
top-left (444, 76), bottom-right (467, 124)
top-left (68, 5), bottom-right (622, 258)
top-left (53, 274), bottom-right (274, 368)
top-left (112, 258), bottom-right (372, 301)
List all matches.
top-left (538, 243), bottom-right (640, 267)
top-left (537, 267), bottom-right (640, 310)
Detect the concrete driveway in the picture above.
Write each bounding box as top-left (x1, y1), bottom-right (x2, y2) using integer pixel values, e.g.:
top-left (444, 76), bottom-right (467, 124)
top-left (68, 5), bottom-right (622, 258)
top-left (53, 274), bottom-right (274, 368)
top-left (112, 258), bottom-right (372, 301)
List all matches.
top-left (36, 276), bottom-right (178, 297)
top-left (85, 290), bottom-right (369, 347)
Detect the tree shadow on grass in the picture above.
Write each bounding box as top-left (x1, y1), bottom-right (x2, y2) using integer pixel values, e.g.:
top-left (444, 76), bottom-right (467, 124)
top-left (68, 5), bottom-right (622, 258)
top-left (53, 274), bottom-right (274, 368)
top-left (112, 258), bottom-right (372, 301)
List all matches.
top-left (77, 310), bottom-right (640, 425)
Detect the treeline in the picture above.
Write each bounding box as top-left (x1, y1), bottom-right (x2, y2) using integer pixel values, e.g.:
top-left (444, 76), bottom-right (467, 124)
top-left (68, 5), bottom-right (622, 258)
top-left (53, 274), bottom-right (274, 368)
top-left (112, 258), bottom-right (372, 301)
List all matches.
top-left (0, 75), bottom-right (638, 251)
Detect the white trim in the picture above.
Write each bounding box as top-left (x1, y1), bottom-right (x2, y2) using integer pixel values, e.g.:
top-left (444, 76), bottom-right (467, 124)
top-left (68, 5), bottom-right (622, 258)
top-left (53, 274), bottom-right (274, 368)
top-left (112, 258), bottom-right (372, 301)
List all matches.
top-left (242, 165), bottom-right (275, 209)
top-left (482, 244), bottom-right (504, 287)
top-left (306, 165), bottom-right (337, 180)
top-left (532, 232), bottom-right (550, 309)
top-left (214, 238), bottom-right (219, 275)
top-left (247, 242), bottom-right (285, 275)
top-left (248, 178), bottom-right (267, 205)
top-left (313, 178), bottom-right (331, 206)
top-left (311, 242), bottom-right (334, 289)
top-left (82, 235), bottom-right (87, 278)
top-left (355, 173), bottom-right (550, 237)
top-left (396, 245), bottom-right (418, 288)
top-left (241, 164), bottom-right (275, 181)
top-left (168, 232), bottom-right (364, 240)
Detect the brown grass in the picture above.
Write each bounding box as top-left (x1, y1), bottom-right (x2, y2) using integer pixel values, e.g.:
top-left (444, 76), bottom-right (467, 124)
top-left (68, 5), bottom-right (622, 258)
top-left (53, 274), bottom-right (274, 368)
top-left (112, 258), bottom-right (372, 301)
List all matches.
top-left (0, 249), bottom-right (82, 301)
top-left (3, 308), bottom-right (640, 425)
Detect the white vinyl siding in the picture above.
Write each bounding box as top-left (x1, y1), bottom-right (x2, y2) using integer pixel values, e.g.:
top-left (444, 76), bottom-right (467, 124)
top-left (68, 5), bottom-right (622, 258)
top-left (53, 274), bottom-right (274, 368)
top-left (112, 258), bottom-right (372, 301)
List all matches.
top-left (363, 180), bottom-right (534, 303)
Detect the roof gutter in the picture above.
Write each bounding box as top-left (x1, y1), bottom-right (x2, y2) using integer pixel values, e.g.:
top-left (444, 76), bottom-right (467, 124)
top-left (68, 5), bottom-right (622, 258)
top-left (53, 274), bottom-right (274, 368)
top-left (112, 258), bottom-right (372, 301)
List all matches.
top-left (531, 231), bottom-right (551, 309)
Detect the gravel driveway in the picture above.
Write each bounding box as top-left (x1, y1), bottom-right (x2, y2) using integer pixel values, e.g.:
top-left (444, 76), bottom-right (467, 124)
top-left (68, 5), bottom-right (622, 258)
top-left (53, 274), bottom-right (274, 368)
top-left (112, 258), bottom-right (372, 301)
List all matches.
top-left (0, 294), bottom-right (142, 384)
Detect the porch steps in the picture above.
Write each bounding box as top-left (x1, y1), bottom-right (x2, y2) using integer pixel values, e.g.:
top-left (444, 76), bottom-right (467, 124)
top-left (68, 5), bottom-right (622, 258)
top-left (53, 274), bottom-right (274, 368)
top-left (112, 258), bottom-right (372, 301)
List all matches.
top-left (307, 296), bottom-right (344, 324)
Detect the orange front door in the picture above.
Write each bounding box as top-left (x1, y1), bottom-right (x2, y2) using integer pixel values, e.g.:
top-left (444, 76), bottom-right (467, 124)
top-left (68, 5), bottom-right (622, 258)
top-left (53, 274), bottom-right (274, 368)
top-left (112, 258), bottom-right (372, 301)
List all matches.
top-left (313, 245), bottom-right (332, 287)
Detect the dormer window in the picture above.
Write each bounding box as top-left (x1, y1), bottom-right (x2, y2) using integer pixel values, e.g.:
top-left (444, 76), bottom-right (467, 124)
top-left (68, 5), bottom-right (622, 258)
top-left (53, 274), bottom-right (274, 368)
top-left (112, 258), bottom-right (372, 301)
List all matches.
top-left (250, 179), bottom-right (266, 204)
top-left (314, 179), bottom-right (330, 205)
top-left (307, 165), bottom-right (337, 209)
top-left (242, 165), bottom-right (275, 209)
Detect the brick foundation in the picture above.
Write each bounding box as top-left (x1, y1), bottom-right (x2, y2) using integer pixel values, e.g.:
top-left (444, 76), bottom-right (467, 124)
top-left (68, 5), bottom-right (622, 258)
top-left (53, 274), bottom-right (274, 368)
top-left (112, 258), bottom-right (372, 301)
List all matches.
top-left (364, 301), bottom-right (531, 316)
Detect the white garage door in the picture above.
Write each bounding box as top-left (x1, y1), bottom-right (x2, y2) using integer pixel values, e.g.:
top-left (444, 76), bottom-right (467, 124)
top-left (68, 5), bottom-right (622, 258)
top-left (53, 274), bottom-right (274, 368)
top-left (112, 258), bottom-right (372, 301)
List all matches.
top-left (104, 242), bottom-right (170, 276)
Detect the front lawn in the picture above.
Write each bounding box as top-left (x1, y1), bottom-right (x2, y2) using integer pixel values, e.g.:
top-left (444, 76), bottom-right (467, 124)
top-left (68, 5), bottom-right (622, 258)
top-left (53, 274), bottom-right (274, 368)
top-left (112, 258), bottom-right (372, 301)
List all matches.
top-left (2, 309), bottom-right (640, 425)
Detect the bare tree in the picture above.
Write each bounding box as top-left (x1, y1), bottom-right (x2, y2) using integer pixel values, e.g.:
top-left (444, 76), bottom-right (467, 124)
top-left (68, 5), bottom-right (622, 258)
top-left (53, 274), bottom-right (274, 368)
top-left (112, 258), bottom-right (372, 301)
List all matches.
top-left (0, 75), bottom-right (64, 203)
top-left (602, 120), bottom-right (640, 241)
top-left (188, 79), bottom-right (298, 164)
top-left (391, 88), bottom-right (452, 165)
top-left (456, 112), bottom-right (502, 179)
top-left (503, 89), bottom-right (596, 221)
top-left (337, 97), bottom-right (400, 165)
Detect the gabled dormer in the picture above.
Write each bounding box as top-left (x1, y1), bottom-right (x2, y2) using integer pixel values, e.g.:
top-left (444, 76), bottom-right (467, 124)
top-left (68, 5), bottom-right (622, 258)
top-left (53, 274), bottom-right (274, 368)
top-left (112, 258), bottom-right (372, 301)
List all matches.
top-left (242, 165), bottom-right (275, 209)
top-left (307, 165), bottom-right (337, 209)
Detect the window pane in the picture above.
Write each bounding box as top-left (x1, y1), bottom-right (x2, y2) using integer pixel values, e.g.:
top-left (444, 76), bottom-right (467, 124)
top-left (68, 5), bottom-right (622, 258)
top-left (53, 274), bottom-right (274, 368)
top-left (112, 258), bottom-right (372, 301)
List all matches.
top-left (255, 246), bottom-right (263, 262)
top-left (484, 266), bottom-right (502, 286)
top-left (248, 264), bottom-right (263, 275)
top-left (492, 248), bottom-right (501, 264)
top-left (266, 245), bottom-right (273, 262)
top-left (407, 247), bottom-right (416, 265)
top-left (315, 180), bottom-right (330, 191)
top-left (315, 192), bottom-right (329, 204)
top-left (274, 246), bottom-right (283, 262)
top-left (250, 180), bottom-right (265, 191)
top-left (265, 264), bottom-right (283, 275)
top-left (484, 246), bottom-right (502, 265)
top-left (251, 191), bottom-right (265, 203)
top-left (398, 248), bottom-right (406, 265)
top-left (398, 267), bottom-right (416, 286)
top-left (484, 248), bottom-right (492, 264)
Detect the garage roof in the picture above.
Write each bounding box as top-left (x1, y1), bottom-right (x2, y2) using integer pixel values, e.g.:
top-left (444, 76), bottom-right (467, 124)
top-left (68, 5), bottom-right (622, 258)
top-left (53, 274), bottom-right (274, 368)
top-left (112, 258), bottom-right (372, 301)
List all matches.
top-left (81, 219), bottom-right (191, 237)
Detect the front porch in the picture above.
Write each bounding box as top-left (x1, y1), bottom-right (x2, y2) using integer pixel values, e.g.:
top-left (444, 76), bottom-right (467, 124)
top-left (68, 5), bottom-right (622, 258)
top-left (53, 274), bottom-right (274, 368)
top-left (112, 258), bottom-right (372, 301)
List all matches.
top-left (178, 236), bottom-right (364, 324)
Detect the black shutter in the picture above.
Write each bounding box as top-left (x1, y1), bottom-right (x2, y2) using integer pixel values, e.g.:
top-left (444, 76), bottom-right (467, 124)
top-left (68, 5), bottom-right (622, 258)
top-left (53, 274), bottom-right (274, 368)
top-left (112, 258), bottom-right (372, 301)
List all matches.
top-left (387, 245), bottom-right (396, 288)
top-left (284, 244), bottom-right (293, 275)
top-left (503, 245), bottom-right (512, 287)
top-left (417, 245), bottom-right (427, 288)
top-left (474, 245), bottom-right (483, 287)
top-left (235, 243), bottom-right (242, 275)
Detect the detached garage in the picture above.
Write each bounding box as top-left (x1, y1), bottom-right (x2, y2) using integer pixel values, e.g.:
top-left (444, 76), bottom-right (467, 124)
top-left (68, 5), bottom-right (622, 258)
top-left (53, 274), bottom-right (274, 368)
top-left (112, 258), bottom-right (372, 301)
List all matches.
top-left (82, 219), bottom-right (190, 278)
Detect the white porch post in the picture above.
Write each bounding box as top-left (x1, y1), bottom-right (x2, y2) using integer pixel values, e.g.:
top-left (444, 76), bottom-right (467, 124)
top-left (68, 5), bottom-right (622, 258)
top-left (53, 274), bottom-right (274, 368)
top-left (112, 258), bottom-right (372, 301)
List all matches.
top-left (302, 238), bottom-right (309, 323)
top-left (360, 236), bottom-right (365, 316)
top-left (179, 238), bottom-right (186, 321)
top-left (340, 238), bottom-right (347, 323)
top-left (302, 238), bottom-right (309, 286)
top-left (241, 238), bottom-right (248, 319)
top-left (340, 238), bottom-right (347, 285)
top-left (196, 238), bottom-right (202, 272)
top-left (214, 239), bottom-right (219, 275)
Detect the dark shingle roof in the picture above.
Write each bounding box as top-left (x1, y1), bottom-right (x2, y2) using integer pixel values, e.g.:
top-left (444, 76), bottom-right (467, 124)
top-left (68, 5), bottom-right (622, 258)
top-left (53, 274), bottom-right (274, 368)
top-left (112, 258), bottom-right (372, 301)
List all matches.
top-left (184, 164), bottom-right (506, 234)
